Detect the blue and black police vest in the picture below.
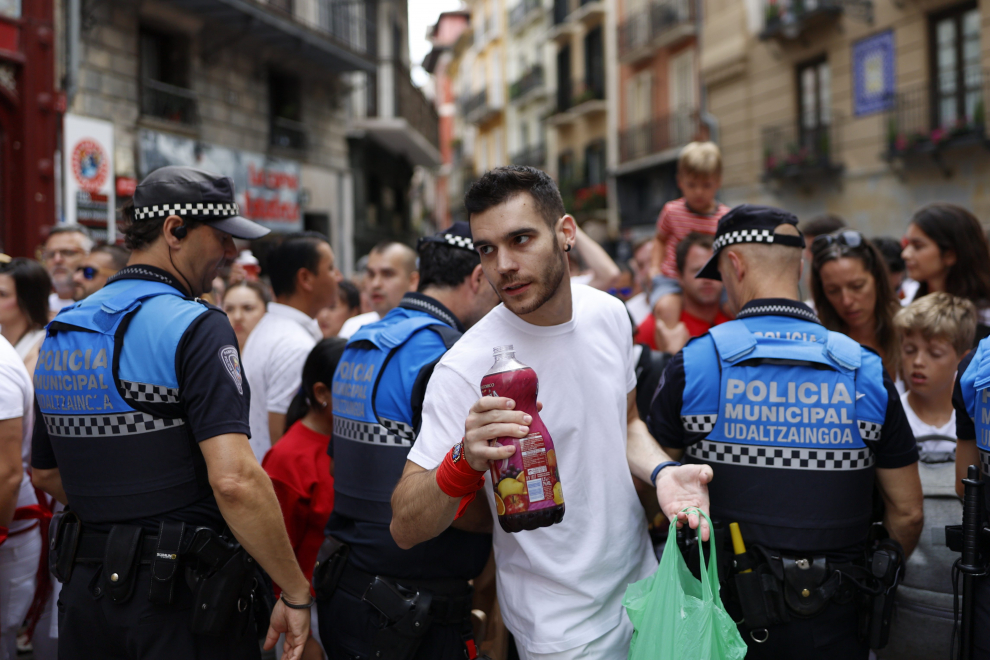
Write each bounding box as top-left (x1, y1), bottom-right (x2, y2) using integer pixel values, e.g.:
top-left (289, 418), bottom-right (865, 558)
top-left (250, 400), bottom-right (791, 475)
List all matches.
top-left (680, 316), bottom-right (888, 551)
top-left (960, 337), bottom-right (990, 492)
top-left (33, 279), bottom-right (214, 523)
top-left (329, 305), bottom-right (491, 580)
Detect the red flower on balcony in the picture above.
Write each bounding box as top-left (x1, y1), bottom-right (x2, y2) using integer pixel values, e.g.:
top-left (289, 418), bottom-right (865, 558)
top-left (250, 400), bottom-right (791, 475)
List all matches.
top-left (930, 127), bottom-right (947, 144)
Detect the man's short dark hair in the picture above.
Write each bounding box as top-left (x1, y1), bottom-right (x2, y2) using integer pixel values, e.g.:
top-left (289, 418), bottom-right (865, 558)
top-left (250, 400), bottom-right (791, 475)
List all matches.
top-left (800, 214), bottom-right (846, 239)
top-left (338, 279), bottom-right (360, 310)
top-left (871, 237), bottom-right (906, 274)
top-left (464, 166), bottom-right (564, 229)
top-left (417, 243), bottom-right (481, 292)
top-left (119, 199), bottom-right (206, 251)
top-left (92, 244), bottom-right (130, 271)
top-left (675, 232), bottom-right (714, 274)
top-left (266, 231), bottom-right (330, 298)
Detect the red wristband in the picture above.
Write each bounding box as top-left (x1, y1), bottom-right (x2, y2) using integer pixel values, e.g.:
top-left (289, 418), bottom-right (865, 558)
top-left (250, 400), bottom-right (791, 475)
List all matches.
top-left (436, 441), bottom-right (486, 518)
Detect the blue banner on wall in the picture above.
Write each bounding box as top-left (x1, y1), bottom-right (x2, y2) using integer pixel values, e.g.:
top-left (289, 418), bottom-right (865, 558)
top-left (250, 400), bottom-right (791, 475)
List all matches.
top-left (853, 30), bottom-right (895, 116)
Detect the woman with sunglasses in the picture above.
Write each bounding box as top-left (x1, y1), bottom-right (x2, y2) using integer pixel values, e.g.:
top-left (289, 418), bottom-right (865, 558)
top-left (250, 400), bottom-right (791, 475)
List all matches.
top-left (902, 203), bottom-right (990, 343)
top-left (811, 231), bottom-right (902, 383)
top-left (0, 258), bottom-right (52, 374)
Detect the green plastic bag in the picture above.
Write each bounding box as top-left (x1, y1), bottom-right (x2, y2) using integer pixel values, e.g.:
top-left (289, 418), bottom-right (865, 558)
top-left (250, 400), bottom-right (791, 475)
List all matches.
top-left (623, 509), bottom-right (747, 660)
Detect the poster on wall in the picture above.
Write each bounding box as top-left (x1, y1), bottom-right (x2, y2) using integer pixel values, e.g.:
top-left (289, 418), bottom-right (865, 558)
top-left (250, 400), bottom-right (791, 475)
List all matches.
top-left (137, 129), bottom-right (302, 233)
top-left (63, 114), bottom-right (116, 242)
top-left (853, 31), bottom-right (896, 117)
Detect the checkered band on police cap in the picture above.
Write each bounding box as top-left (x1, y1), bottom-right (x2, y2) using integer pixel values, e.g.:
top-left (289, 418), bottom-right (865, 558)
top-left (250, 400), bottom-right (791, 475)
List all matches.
top-left (132, 202), bottom-right (240, 221)
top-left (417, 221), bottom-right (476, 253)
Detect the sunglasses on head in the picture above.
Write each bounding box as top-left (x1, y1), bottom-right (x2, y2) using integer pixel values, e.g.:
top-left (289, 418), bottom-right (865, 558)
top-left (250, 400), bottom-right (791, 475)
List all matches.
top-left (812, 230), bottom-right (865, 252)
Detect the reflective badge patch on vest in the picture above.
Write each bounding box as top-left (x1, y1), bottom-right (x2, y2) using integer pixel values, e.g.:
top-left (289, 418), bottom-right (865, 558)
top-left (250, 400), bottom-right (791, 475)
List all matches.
top-left (218, 345), bottom-right (243, 395)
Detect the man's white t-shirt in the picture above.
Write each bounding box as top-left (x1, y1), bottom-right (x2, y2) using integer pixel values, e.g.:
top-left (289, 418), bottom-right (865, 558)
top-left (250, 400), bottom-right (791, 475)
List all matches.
top-left (242, 302), bottom-right (321, 462)
top-left (0, 336), bottom-right (36, 533)
top-left (407, 284), bottom-right (656, 654)
top-left (338, 311), bottom-right (380, 339)
top-left (48, 292), bottom-right (73, 313)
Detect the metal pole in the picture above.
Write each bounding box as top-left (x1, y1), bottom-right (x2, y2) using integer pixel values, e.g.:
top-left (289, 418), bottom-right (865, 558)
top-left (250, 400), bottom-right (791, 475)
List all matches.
top-left (960, 465), bottom-right (984, 660)
top-left (66, 0), bottom-right (81, 107)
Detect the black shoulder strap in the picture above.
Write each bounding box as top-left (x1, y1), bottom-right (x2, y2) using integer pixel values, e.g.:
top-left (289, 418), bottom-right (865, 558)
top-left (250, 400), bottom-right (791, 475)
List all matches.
top-left (409, 324), bottom-right (464, 437)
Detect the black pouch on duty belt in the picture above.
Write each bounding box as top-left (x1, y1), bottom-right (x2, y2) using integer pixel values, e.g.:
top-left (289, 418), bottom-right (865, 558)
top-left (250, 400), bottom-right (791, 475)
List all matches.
top-left (312, 536), bottom-right (350, 600)
top-left (102, 525), bottom-right (144, 603)
top-left (149, 521), bottom-right (186, 605)
top-left (731, 545), bottom-right (788, 629)
top-left (781, 555), bottom-right (835, 617)
top-left (49, 510), bottom-right (81, 583)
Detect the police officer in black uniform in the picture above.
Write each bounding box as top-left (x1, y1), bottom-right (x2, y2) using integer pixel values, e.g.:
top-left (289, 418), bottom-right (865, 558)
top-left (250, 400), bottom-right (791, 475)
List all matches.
top-left (316, 223), bottom-right (500, 660)
top-left (31, 166), bottom-right (315, 660)
top-left (648, 205), bottom-right (923, 659)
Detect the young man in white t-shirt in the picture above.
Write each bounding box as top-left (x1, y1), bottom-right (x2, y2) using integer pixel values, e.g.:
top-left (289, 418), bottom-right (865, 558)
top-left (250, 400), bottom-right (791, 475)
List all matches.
top-left (390, 166), bottom-right (712, 659)
top-left (896, 292), bottom-right (977, 459)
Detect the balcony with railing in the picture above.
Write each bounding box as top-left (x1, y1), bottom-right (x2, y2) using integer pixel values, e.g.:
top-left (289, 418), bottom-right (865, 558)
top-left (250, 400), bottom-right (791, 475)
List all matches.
top-left (760, 0), bottom-right (845, 40)
top-left (618, 0), bottom-right (696, 64)
top-left (619, 111), bottom-right (700, 164)
top-left (510, 0), bottom-right (543, 32)
top-left (462, 88), bottom-right (503, 124)
top-left (141, 78), bottom-right (198, 125)
top-left (512, 143), bottom-right (547, 168)
top-left (510, 64), bottom-right (545, 103)
top-left (884, 75), bottom-right (989, 163)
top-left (552, 0), bottom-right (603, 26)
top-left (551, 78), bottom-right (605, 122)
top-left (762, 117), bottom-right (843, 181)
top-left (165, 0), bottom-right (375, 72)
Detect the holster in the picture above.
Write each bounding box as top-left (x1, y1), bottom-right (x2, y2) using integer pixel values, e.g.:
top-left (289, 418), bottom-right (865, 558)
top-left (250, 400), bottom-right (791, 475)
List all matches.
top-left (102, 525), bottom-right (144, 603)
top-left (149, 521), bottom-right (185, 605)
top-left (861, 538), bottom-right (903, 649)
top-left (312, 536), bottom-right (350, 600)
top-left (730, 545), bottom-right (789, 629)
top-left (364, 577), bottom-right (433, 660)
top-left (48, 510), bottom-right (81, 583)
top-left (187, 531), bottom-right (255, 636)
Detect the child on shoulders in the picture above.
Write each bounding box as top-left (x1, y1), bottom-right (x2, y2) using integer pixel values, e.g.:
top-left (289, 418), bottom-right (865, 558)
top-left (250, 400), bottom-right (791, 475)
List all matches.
top-left (650, 141), bottom-right (730, 331)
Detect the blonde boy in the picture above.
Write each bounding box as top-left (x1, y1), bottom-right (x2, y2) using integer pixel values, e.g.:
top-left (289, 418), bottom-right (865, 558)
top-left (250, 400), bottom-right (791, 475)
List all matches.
top-left (650, 142), bottom-right (729, 330)
top-left (895, 292), bottom-right (976, 460)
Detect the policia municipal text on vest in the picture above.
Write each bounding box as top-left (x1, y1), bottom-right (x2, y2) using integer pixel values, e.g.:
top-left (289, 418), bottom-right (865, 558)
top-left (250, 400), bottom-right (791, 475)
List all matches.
top-left (314, 226), bottom-right (494, 660)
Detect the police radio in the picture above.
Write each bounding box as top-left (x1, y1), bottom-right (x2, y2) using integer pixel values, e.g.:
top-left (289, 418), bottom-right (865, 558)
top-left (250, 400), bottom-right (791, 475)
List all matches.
top-left (945, 465), bottom-right (990, 660)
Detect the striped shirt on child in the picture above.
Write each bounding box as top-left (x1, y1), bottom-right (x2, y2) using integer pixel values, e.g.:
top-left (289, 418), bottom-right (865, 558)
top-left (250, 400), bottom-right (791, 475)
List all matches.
top-left (656, 198), bottom-right (730, 279)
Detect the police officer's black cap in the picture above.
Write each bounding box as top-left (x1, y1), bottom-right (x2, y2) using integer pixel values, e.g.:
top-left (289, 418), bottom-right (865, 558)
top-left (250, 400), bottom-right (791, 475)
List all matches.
top-left (416, 221), bottom-right (476, 254)
top-left (131, 166), bottom-right (270, 240)
top-left (696, 204), bottom-right (806, 281)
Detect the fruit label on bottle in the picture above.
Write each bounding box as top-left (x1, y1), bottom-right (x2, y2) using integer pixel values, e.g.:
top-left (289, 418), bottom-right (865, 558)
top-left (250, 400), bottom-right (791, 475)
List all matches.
top-left (492, 432), bottom-right (563, 515)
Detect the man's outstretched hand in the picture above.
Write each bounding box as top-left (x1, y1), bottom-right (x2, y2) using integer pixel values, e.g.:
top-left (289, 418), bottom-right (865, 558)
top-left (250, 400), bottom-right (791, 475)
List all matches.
top-left (656, 464), bottom-right (713, 540)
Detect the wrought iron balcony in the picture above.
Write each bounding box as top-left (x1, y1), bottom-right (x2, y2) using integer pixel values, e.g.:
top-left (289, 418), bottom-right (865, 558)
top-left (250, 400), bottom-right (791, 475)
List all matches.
top-left (618, 0), bottom-right (695, 63)
top-left (510, 65), bottom-right (545, 102)
top-left (619, 111), bottom-right (700, 163)
top-left (510, 0), bottom-right (543, 31)
top-left (512, 143), bottom-right (547, 168)
top-left (268, 0), bottom-right (292, 13)
top-left (884, 75), bottom-right (989, 161)
top-left (462, 90), bottom-right (488, 122)
top-left (395, 62), bottom-right (439, 149)
top-left (555, 78), bottom-right (605, 115)
top-left (271, 116), bottom-right (307, 150)
top-left (141, 78), bottom-right (198, 125)
top-left (760, 0), bottom-right (848, 40)
top-left (762, 118), bottom-right (843, 181)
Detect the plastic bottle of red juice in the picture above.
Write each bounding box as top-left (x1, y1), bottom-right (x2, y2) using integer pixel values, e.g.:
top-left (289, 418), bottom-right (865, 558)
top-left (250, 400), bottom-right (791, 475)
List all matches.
top-left (480, 345), bottom-right (565, 533)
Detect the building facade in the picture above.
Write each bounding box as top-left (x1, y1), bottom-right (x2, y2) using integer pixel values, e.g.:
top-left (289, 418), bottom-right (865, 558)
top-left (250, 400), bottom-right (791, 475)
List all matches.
top-left (614, 0), bottom-right (705, 238)
top-left (424, 10), bottom-right (470, 230)
top-left (0, 0), bottom-right (59, 257)
top-left (506, 0), bottom-right (552, 176)
top-left (703, 0), bottom-right (990, 233)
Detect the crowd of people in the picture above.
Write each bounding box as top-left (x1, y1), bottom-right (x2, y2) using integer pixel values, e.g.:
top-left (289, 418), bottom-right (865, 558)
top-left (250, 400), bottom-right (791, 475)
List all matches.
top-left (2, 145), bottom-right (990, 660)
